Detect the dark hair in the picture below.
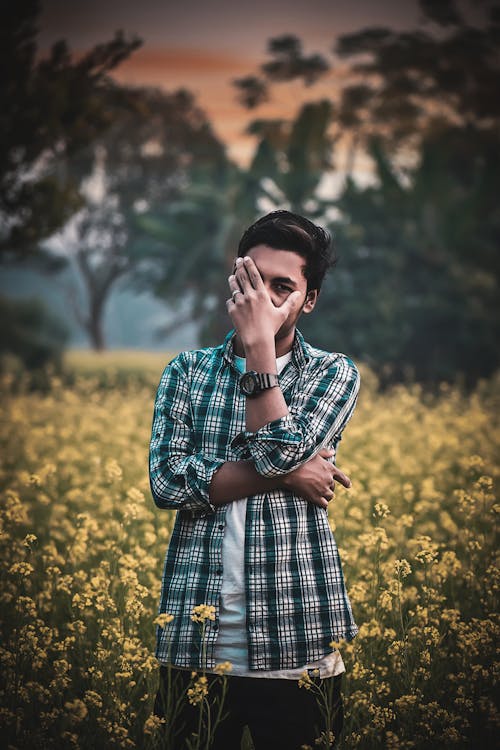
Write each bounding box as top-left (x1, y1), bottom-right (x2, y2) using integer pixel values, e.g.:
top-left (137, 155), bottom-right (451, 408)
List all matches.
top-left (237, 210), bottom-right (335, 292)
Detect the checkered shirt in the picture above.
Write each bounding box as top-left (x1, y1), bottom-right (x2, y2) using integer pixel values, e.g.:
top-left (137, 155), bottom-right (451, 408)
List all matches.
top-left (149, 328), bottom-right (360, 671)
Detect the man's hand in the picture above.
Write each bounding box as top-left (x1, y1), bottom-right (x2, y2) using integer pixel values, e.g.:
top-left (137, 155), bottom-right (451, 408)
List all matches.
top-left (281, 449), bottom-right (351, 510)
top-left (227, 256), bottom-right (302, 351)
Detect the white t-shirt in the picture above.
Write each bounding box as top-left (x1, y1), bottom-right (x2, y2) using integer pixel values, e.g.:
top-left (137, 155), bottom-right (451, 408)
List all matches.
top-left (212, 351), bottom-right (345, 679)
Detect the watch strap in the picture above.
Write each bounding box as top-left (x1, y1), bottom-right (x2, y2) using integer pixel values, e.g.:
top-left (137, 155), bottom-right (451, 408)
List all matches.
top-left (255, 372), bottom-right (279, 390)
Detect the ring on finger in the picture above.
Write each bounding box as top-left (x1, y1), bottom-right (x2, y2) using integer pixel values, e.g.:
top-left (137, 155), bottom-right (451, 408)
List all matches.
top-left (232, 289), bottom-right (242, 301)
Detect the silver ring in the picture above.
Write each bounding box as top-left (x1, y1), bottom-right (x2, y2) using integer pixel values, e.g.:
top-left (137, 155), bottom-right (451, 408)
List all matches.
top-left (232, 289), bottom-right (242, 301)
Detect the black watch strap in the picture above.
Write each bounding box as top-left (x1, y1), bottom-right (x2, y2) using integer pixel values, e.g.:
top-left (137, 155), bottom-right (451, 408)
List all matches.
top-left (240, 371), bottom-right (279, 397)
top-left (256, 372), bottom-right (279, 390)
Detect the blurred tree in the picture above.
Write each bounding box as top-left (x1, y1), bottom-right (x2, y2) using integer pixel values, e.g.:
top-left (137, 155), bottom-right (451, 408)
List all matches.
top-left (246, 99), bottom-right (335, 214)
top-left (135, 96), bottom-right (336, 345)
top-left (60, 87), bottom-right (227, 350)
top-left (234, 34), bottom-right (330, 108)
top-left (303, 129), bottom-right (500, 384)
top-left (334, 0), bottom-right (500, 171)
top-left (0, 296), bottom-right (68, 371)
top-left (316, 0), bottom-right (500, 383)
top-left (0, 1), bottom-right (228, 351)
top-left (0, 0), bottom-right (141, 265)
top-left (230, 0), bottom-right (500, 384)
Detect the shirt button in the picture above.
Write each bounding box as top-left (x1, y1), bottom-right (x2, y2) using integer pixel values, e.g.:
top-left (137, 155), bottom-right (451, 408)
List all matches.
top-left (218, 524), bottom-right (224, 531)
top-left (216, 569), bottom-right (223, 576)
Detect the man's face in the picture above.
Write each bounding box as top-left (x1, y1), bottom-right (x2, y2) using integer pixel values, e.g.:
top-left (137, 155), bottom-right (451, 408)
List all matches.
top-left (242, 244), bottom-right (318, 341)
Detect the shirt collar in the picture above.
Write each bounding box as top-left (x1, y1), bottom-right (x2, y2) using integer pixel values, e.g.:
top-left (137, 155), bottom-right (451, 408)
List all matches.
top-left (222, 328), bottom-right (310, 370)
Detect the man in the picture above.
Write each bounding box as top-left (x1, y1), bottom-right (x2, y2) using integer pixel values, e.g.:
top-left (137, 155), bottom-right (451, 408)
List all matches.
top-left (150, 211), bottom-right (360, 748)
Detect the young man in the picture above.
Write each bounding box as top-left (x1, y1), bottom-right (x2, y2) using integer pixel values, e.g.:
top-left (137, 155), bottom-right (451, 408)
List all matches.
top-left (150, 211), bottom-right (360, 749)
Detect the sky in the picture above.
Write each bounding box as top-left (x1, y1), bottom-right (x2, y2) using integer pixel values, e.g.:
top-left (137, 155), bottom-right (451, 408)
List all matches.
top-left (39, 0), bottom-right (423, 165)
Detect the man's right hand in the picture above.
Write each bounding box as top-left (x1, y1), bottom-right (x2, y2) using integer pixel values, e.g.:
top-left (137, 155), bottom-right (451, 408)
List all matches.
top-left (281, 449), bottom-right (351, 509)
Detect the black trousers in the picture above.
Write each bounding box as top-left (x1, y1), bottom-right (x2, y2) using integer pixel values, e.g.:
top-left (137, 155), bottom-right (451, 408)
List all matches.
top-left (154, 665), bottom-right (344, 750)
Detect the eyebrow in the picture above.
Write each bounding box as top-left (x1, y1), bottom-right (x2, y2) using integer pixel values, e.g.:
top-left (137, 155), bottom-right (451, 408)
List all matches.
top-left (270, 276), bottom-right (298, 287)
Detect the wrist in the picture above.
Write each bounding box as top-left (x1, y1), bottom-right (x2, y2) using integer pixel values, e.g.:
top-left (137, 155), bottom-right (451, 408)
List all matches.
top-left (280, 471), bottom-right (292, 489)
top-left (242, 336), bottom-right (277, 371)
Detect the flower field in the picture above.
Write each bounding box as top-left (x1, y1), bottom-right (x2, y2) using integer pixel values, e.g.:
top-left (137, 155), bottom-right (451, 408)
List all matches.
top-left (1, 354), bottom-right (498, 749)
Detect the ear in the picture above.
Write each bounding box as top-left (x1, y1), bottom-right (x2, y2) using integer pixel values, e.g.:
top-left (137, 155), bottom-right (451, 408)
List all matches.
top-left (302, 289), bottom-right (318, 314)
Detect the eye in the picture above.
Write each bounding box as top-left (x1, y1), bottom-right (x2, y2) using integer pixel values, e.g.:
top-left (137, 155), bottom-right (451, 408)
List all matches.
top-left (274, 283), bottom-right (293, 293)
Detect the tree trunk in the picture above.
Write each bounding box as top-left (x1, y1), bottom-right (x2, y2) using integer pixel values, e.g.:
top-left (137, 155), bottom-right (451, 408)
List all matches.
top-left (85, 289), bottom-right (106, 352)
top-left (87, 302), bottom-right (106, 351)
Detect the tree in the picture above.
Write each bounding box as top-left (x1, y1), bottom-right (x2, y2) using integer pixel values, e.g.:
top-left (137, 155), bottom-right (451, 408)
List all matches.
top-left (228, 1), bottom-right (500, 384)
top-left (234, 34), bottom-right (330, 109)
top-left (134, 92), bottom-right (340, 346)
top-left (333, 0), bottom-right (500, 174)
top-left (0, 296), bottom-right (68, 372)
top-left (0, 0), bottom-right (141, 264)
top-left (58, 87), bottom-right (228, 350)
top-left (301, 128), bottom-right (500, 384)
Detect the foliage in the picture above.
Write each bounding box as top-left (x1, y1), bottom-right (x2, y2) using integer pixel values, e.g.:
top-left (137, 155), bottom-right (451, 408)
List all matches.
top-left (0, 295), bottom-right (69, 373)
top-left (0, 0), bottom-right (141, 262)
top-left (234, 34), bottom-right (330, 108)
top-left (60, 85), bottom-right (227, 350)
top-left (301, 127), bottom-right (500, 384)
top-left (227, 0), bottom-right (500, 385)
top-left (136, 97), bottom-right (336, 345)
top-left (334, 0), bottom-right (500, 151)
top-left (0, 355), bottom-right (498, 748)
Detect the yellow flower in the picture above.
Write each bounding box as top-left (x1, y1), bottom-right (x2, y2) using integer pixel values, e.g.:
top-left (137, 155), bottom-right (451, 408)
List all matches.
top-left (84, 690), bottom-right (103, 710)
top-left (105, 458), bottom-right (123, 482)
top-left (298, 671), bottom-right (313, 690)
top-left (64, 699), bottom-right (88, 722)
top-left (187, 674), bottom-right (208, 705)
top-left (214, 661), bottom-right (233, 675)
top-left (191, 604), bottom-right (216, 623)
top-left (394, 559), bottom-right (412, 578)
top-left (144, 713), bottom-right (166, 735)
top-left (9, 561), bottom-right (34, 577)
top-left (378, 590), bottom-right (393, 611)
top-left (154, 613), bottom-right (174, 628)
top-left (315, 730), bottom-right (335, 746)
top-left (373, 502), bottom-right (391, 519)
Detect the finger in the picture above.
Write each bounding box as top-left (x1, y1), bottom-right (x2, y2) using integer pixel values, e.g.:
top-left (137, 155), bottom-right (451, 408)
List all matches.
top-left (317, 497), bottom-right (329, 509)
top-left (331, 467), bottom-right (351, 489)
top-left (279, 289), bottom-right (303, 312)
top-left (226, 276), bottom-right (242, 308)
top-left (242, 256), bottom-right (265, 290)
top-left (228, 274), bottom-right (243, 296)
top-left (235, 261), bottom-right (252, 293)
top-left (319, 448), bottom-right (335, 459)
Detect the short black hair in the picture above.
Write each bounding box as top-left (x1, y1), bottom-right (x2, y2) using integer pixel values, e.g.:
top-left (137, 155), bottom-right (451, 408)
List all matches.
top-left (237, 210), bottom-right (335, 292)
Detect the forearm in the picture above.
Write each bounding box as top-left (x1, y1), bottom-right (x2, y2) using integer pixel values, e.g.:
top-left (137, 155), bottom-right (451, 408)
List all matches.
top-left (244, 337), bottom-right (289, 432)
top-left (209, 459), bottom-right (282, 505)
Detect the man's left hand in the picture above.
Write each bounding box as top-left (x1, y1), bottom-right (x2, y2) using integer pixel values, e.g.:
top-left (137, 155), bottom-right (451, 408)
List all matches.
top-left (226, 256), bottom-right (302, 351)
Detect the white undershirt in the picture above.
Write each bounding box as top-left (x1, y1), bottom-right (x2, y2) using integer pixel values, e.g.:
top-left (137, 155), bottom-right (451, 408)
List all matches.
top-left (211, 351), bottom-right (345, 679)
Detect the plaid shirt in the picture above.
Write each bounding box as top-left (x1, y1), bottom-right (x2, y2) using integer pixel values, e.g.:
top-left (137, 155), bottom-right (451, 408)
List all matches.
top-left (149, 329), bottom-right (360, 671)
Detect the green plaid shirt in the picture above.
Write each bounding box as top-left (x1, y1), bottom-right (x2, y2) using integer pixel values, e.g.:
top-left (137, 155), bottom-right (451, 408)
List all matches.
top-left (149, 329), bottom-right (360, 671)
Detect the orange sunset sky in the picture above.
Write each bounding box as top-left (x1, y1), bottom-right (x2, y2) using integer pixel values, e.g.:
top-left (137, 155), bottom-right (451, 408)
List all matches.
top-left (39, 0), bottom-right (422, 166)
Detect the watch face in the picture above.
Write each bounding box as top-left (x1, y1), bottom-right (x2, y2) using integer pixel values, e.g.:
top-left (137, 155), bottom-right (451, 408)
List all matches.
top-left (240, 372), bottom-right (258, 395)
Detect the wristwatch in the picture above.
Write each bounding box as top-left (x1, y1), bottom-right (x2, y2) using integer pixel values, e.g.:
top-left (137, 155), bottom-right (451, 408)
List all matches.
top-left (239, 371), bottom-right (279, 397)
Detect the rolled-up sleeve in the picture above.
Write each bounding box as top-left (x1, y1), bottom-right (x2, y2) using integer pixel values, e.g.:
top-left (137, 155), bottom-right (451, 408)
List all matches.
top-left (149, 354), bottom-right (224, 517)
top-left (231, 355), bottom-right (360, 477)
